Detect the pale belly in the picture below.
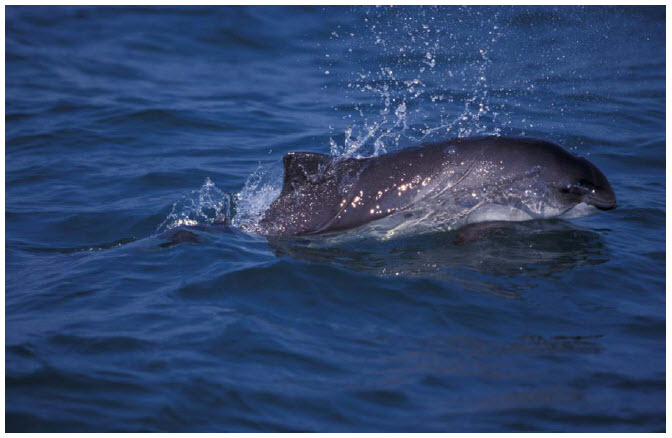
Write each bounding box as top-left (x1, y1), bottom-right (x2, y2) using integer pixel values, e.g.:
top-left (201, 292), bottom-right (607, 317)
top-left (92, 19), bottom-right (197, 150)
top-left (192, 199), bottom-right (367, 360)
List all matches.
top-left (313, 199), bottom-right (601, 242)
top-left (466, 201), bottom-right (600, 223)
top-left (374, 201), bottom-right (600, 240)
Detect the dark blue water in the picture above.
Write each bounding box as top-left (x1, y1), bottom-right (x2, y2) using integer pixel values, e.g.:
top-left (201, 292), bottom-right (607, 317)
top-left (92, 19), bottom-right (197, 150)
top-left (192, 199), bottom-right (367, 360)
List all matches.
top-left (6, 6), bottom-right (665, 432)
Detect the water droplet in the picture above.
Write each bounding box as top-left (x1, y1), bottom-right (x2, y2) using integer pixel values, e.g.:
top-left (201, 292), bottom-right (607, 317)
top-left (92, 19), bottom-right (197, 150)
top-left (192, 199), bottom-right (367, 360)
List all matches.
top-left (444, 146), bottom-right (458, 156)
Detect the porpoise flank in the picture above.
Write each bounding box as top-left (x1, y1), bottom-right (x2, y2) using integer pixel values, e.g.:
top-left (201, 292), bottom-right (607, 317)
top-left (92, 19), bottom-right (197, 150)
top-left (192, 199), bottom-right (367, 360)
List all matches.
top-left (258, 136), bottom-right (616, 237)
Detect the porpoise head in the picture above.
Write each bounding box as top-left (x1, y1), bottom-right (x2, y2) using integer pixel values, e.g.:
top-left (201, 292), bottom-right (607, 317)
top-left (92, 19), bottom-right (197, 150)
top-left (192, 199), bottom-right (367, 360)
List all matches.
top-left (462, 137), bottom-right (616, 221)
top-left (540, 145), bottom-right (617, 218)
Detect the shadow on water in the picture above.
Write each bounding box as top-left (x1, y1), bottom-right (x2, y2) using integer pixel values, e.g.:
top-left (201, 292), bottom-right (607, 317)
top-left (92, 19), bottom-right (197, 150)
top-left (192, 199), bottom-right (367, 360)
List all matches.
top-left (266, 220), bottom-right (610, 297)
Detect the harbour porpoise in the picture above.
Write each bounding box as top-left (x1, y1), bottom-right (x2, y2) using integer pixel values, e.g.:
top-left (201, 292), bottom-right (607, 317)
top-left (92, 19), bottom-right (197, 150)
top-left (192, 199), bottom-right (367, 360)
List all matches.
top-left (258, 136), bottom-right (616, 238)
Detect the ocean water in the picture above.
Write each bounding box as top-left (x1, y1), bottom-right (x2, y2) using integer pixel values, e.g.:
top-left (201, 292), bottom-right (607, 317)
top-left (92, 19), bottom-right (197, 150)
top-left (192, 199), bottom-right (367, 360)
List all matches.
top-left (5, 6), bottom-right (665, 432)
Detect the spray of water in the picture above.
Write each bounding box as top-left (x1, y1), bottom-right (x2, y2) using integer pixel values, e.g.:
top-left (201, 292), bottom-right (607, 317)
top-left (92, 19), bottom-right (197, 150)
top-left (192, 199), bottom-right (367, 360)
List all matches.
top-left (326, 6), bottom-right (506, 159)
top-left (159, 7), bottom-right (514, 234)
top-left (231, 164), bottom-right (282, 234)
top-left (156, 177), bottom-right (234, 233)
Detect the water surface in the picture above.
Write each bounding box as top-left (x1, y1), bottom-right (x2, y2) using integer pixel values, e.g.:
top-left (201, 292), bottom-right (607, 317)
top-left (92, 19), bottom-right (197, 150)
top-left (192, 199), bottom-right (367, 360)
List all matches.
top-left (5, 6), bottom-right (665, 432)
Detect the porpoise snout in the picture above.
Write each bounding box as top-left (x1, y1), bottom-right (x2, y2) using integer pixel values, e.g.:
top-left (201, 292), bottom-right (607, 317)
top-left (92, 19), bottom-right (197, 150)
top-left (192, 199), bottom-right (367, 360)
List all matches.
top-left (585, 170), bottom-right (616, 211)
top-left (571, 156), bottom-right (615, 211)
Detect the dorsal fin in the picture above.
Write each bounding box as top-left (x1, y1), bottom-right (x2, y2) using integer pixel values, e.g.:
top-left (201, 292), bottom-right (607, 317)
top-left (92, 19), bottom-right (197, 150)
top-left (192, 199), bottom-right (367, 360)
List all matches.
top-left (281, 152), bottom-right (333, 196)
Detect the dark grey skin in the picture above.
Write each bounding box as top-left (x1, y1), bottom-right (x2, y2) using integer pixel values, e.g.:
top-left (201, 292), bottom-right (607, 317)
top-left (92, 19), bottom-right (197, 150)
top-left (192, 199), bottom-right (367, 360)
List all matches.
top-left (258, 136), bottom-right (616, 237)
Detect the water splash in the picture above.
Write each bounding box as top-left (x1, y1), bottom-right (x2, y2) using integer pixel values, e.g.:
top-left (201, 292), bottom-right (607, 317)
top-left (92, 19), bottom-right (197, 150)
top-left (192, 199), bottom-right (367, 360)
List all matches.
top-left (231, 163), bottom-right (282, 234)
top-left (156, 177), bottom-right (234, 233)
top-left (327, 6), bottom-right (506, 159)
top-left (158, 7), bottom-right (528, 236)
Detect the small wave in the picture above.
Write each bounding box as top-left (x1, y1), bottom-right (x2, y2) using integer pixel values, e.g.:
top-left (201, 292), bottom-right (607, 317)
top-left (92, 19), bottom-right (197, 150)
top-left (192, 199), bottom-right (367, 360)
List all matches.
top-left (98, 109), bottom-right (236, 132)
top-left (157, 177), bottom-right (235, 233)
top-left (10, 237), bottom-right (137, 254)
top-left (157, 164), bottom-right (283, 236)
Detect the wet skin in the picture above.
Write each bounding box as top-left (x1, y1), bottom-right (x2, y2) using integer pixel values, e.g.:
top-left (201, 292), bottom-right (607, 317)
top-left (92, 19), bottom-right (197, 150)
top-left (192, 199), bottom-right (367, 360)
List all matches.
top-left (258, 136), bottom-right (616, 237)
